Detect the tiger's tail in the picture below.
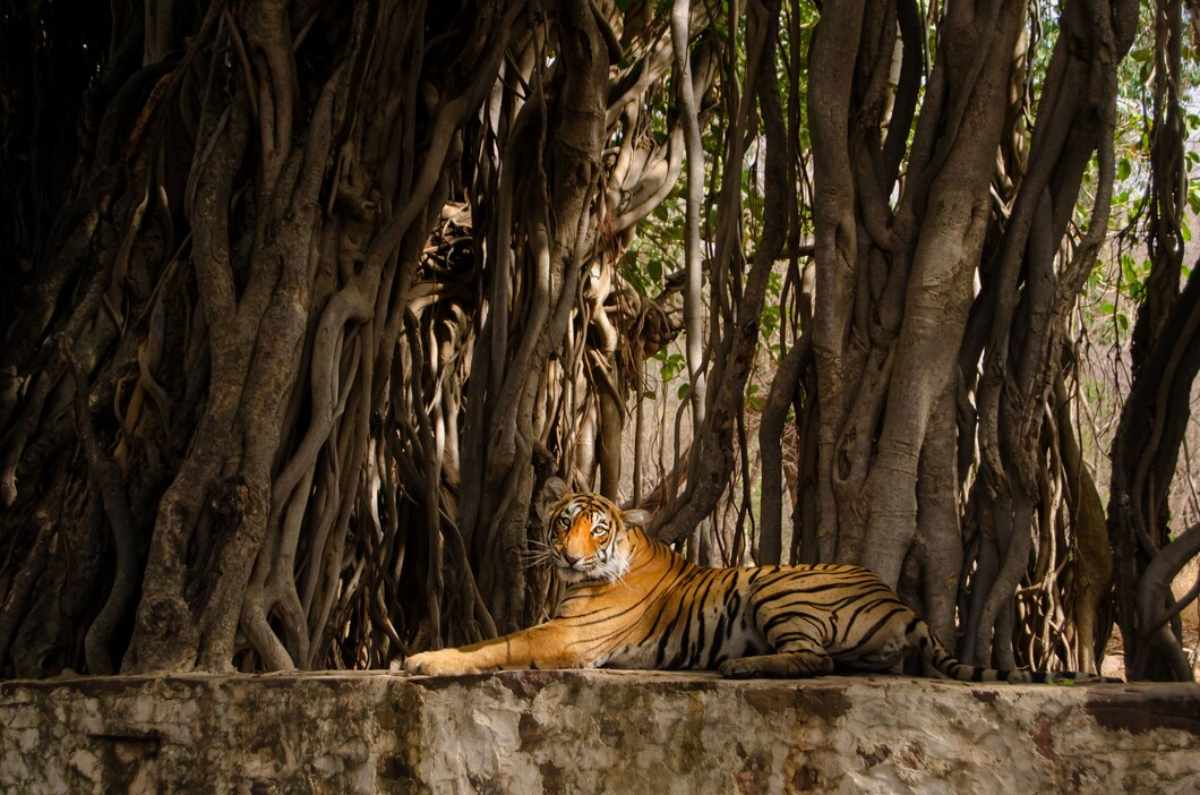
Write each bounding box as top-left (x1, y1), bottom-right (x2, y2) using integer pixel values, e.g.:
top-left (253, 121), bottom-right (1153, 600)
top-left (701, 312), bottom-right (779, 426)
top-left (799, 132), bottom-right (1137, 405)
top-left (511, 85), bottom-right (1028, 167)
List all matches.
top-left (905, 618), bottom-right (1110, 684)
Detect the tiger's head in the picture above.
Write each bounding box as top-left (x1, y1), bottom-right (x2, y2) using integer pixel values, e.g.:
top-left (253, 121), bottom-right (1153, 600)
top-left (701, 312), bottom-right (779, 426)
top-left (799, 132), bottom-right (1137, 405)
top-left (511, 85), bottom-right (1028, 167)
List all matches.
top-left (544, 492), bottom-right (648, 584)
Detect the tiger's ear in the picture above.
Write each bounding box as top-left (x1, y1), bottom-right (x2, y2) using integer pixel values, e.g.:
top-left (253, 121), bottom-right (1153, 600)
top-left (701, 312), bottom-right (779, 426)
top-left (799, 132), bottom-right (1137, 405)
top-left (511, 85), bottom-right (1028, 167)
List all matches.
top-left (536, 476), bottom-right (568, 522)
top-left (622, 508), bottom-right (651, 529)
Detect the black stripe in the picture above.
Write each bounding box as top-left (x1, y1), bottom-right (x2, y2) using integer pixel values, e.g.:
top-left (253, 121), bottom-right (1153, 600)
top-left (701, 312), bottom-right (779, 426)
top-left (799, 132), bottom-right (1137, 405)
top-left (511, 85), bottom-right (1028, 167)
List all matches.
top-left (636, 594), bottom-right (677, 648)
top-left (794, 613), bottom-right (827, 638)
top-left (630, 556), bottom-right (691, 646)
top-left (762, 610), bottom-right (811, 634)
top-left (754, 568), bottom-right (868, 591)
top-left (654, 604), bottom-right (685, 667)
top-left (750, 588), bottom-right (893, 628)
top-left (750, 588), bottom-right (800, 623)
top-left (770, 630), bottom-right (819, 647)
top-left (688, 571), bottom-right (722, 668)
top-left (564, 553), bottom-right (685, 628)
top-left (725, 589), bottom-right (742, 623)
top-left (706, 613), bottom-right (728, 669)
top-left (654, 562), bottom-right (712, 668)
top-left (836, 607), bottom-right (907, 657)
top-left (821, 589), bottom-right (902, 616)
top-left (760, 577), bottom-right (884, 602)
top-left (560, 597), bottom-right (653, 626)
top-left (837, 596), bottom-right (904, 643)
top-left (667, 571), bottom-right (715, 669)
top-left (637, 597), bottom-right (675, 648)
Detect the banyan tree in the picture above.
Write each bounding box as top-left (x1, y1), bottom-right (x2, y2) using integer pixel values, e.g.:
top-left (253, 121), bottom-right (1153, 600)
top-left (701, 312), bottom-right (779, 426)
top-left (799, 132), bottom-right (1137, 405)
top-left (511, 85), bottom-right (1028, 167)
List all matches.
top-left (0, 0), bottom-right (1195, 680)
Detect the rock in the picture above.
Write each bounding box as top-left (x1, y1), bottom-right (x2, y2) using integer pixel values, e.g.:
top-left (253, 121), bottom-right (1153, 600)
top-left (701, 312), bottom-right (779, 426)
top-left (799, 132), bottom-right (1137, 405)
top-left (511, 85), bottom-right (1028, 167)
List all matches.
top-left (0, 670), bottom-right (1197, 793)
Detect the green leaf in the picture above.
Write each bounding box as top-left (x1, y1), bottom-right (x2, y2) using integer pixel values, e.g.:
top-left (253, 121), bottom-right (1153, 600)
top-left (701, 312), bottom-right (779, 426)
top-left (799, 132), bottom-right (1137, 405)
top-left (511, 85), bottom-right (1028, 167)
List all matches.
top-left (647, 258), bottom-right (662, 282)
top-left (677, 383), bottom-right (690, 401)
top-left (1121, 255), bottom-right (1137, 284)
top-left (1117, 158), bottom-right (1131, 181)
top-left (768, 272), bottom-right (783, 296)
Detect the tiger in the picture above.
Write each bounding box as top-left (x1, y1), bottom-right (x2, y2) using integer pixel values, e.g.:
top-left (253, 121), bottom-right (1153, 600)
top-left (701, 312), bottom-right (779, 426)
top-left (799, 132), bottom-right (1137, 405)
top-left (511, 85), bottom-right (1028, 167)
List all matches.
top-left (404, 491), bottom-right (1100, 683)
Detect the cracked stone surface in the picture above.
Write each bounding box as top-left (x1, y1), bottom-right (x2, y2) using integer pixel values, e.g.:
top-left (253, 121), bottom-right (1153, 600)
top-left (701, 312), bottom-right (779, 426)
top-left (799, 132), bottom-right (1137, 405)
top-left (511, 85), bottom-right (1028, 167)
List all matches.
top-left (1, 670), bottom-right (1197, 793)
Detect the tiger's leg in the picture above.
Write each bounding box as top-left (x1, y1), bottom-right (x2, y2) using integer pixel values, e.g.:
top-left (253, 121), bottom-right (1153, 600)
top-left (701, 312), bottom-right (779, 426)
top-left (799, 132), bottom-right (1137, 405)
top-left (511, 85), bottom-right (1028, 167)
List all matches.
top-left (718, 586), bottom-right (836, 678)
top-left (717, 638), bottom-right (833, 679)
top-left (404, 621), bottom-right (583, 676)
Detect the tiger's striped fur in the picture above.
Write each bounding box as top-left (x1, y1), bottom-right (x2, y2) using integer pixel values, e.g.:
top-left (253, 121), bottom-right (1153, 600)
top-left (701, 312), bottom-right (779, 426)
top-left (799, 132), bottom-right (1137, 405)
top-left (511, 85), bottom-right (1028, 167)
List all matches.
top-left (404, 493), bottom-right (1095, 683)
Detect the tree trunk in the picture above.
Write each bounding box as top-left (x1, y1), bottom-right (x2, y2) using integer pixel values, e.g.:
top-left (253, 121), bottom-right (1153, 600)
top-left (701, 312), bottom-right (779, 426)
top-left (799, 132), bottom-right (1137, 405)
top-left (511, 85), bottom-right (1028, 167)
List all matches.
top-left (0, 0), bottom-right (715, 675)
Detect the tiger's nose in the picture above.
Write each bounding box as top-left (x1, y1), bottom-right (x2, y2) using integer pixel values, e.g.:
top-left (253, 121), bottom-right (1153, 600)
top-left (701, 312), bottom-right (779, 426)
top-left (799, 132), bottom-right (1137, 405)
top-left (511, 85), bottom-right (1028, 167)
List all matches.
top-left (562, 552), bottom-right (581, 566)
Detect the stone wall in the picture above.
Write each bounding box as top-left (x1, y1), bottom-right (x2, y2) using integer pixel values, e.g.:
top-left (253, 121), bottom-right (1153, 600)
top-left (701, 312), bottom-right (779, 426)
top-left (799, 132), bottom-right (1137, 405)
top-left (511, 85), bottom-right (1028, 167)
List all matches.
top-left (1, 670), bottom-right (1197, 793)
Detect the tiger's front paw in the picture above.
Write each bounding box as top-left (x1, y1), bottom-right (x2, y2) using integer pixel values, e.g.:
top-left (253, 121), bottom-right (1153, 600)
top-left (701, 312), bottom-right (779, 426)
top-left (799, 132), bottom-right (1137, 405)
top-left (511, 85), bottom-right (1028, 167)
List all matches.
top-left (403, 649), bottom-right (483, 676)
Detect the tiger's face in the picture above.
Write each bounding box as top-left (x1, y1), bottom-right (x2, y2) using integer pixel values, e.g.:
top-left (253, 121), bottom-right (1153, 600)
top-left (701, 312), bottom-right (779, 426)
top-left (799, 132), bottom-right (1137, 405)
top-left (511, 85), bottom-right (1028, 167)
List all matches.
top-left (546, 493), bottom-right (632, 583)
